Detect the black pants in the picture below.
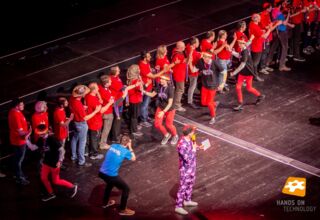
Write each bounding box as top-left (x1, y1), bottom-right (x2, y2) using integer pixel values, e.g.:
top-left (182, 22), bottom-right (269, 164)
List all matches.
top-left (251, 51), bottom-right (262, 76)
top-left (129, 103), bottom-right (140, 133)
top-left (111, 112), bottom-right (122, 142)
top-left (291, 23), bottom-right (302, 58)
top-left (260, 42), bottom-right (270, 70)
top-left (99, 172), bottom-right (130, 210)
top-left (13, 144), bottom-right (27, 180)
top-left (88, 129), bottom-right (100, 156)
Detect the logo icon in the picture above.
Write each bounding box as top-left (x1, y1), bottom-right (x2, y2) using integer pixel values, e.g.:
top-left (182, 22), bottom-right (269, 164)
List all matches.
top-left (282, 177), bottom-right (306, 197)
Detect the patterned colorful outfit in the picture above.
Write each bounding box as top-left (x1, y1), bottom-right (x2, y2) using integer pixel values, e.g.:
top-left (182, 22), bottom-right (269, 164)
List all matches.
top-left (175, 136), bottom-right (196, 208)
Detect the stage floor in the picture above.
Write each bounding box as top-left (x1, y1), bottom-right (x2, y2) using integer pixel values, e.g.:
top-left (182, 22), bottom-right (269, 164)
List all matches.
top-left (0, 0), bottom-right (320, 219)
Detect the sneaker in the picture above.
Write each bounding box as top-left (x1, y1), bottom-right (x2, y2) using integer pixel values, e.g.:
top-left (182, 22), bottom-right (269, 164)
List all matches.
top-left (42, 193), bottom-right (56, 202)
top-left (188, 103), bottom-right (200, 109)
top-left (0, 172), bottom-right (6, 178)
top-left (176, 106), bottom-right (186, 112)
top-left (209, 117), bottom-right (216, 125)
top-left (140, 121), bottom-right (152, 128)
top-left (70, 184), bottom-right (78, 198)
top-left (175, 207), bottom-right (188, 215)
top-left (90, 154), bottom-right (104, 160)
top-left (264, 66), bottom-right (274, 72)
top-left (293, 57), bottom-right (306, 62)
top-left (170, 135), bottom-right (179, 145)
top-left (16, 178), bottom-right (30, 186)
top-left (161, 133), bottom-right (172, 145)
top-left (78, 162), bottom-right (92, 167)
top-left (279, 66), bottom-right (291, 71)
top-left (255, 76), bottom-right (264, 82)
top-left (184, 200), bottom-right (198, 207)
top-left (256, 94), bottom-right (266, 105)
top-left (99, 144), bottom-right (110, 150)
top-left (137, 125), bottom-right (142, 130)
top-left (84, 152), bottom-right (89, 157)
top-left (132, 131), bottom-right (143, 137)
top-left (259, 69), bottom-right (269, 75)
top-left (102, 199), bottom-right (115, 208)
top-left (119, 208), bottom-right (135, 216)
top-left (307, 45), bottom-right (315, 53)
top-left (233, 104), bottom-right (244, 111)
top-left (287, 53), bottom-right (293, 58)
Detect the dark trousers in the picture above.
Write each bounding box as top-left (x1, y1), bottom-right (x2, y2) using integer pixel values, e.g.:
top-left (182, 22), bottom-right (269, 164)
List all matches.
top-left (99, 172), bottom-right (130, 210)
top-left (267, 31), bottom-right (288, 68)
top-left (111, 111), bottom-right (122, 142)
top-left (303, 22), bottom-right (316, 48)
top-left (260, 42), bottom-right (270, 70)
top-left (129, 103), bottom-right (140, 133)
top-left (251, 51), bottom-right (262, 76)
top-left (291, 23), bottom-right (302, 58)
top-left (88, 129), bottom-right (100, 156)
top-left (13, 144), bottom-right (27, 180)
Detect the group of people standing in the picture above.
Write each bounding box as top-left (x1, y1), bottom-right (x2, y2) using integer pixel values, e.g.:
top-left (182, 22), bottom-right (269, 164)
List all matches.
top-left (5, 0), bottom-right (320, 216)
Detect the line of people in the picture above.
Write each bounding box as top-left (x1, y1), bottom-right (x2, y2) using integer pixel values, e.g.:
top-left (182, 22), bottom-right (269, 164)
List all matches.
top-left (6, 0), bottom-right (320, 215)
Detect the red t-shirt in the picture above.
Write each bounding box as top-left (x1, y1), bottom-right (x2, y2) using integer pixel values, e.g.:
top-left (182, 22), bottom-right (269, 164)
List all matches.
top-left (110, 75), bottom-right (124, 103)
top-left (139, 60), bottom-right (153, 92)
top-left (32, 112), bottom-right (49, 142)
top-left (69, 96), bottom-right (86, 122)
top-left (128, 79), bottom-right (143, 104)
top-left (200, 39), bottom-right (213, 53)
top-left (8, 108), bottom-right (28, 146)
top-left (234, 31), bottom-right (248, 53)
top-left (260, 10), bottom-right (273, 42)
top-left (249, 21), bottom-right (264, 53)
top-left (53, 107), bottom-right (68, 141)
top-left (216, 40), bottom-right (232, 60)
top-left (85, 94), bottom-right (102, 131)
top-left (291, 0), bottom-right (304, 24)
top-left (317, 0), bottom-right (320, 21)
top-left (171, 48), bottom-right (187, 82)
top-left (185, 44), bottom-right (202, 77)
top-left (304, 0), bottom-right (317, 23)
top-left (98, 84), bottom-right (113, 115)
top-left (155, 56), bottom-right (171, 82)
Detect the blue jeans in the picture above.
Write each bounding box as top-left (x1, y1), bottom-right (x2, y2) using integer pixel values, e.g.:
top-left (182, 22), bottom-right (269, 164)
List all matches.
top-left (71, 121), bottom-right (88, 165)
top-left (217, 58), bottom-right (230, 86)
top-left (140, 95), bottom-right (151, 122)
top-left (13, 144), bottom-right (27, 180)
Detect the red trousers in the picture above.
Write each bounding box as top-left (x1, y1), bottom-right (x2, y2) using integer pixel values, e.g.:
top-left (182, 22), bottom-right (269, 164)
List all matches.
top-left (201, 87), bottom-right (217, 117)
top-left (41, 164), bottom-right (74, 194)
top-left (154, 107), bottom-right (177, 136)
top-left (236, 74), bottom-right (261, 104)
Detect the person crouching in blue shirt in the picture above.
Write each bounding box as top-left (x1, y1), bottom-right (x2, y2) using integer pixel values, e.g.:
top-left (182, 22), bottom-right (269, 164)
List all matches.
top-left (99, 134), bottom-right (136, 216)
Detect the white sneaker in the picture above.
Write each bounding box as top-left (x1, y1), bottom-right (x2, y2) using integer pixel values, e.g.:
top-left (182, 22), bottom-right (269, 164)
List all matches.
top-left (259, 69), bottom-right (269, 75)
top-left (161, 134), bottom-right (172, 145)
top-left (170, 135), bottom-right (179, 145)
top-left (184, 200), bottom-right (198, 207)
top-left (209, 117), bottom-right (216, 125)
top-left (264, 66), bottom-right (274, 72)
top-left (175, 207), bottom-right (188, 215)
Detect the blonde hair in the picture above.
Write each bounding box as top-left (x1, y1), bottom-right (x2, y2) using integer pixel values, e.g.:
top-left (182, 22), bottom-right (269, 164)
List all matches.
top-left (156, 45), bottom-right (167, 59)
top-left (126, 64), bottom-right (140, 85)
top-left (218, 30), bottom-right (227, 39)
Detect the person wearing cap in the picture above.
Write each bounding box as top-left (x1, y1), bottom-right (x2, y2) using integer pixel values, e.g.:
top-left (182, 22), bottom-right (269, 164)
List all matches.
top-left (230, 40), bottom-right (266, 111)
top-left (69, 84), bottom-right (101, 167)
top-left (99, 134), bottom-right (136, 216)
top-left (53, 97), bottom-right (74, 168)
top-left (8, 98), bottom-right (31, 185)
top-left (175, 124), bottom-right (203, 215)
top-left (32, 100), bottom-right (49, 143)
top-left (143, 75), bottom-right (179, 145)
top-left (189, 52), bottom-right (223, 125)
top-left (37, 124), bottom-right (78, 202)
top-left (85, 82), bottom-right (105, 160)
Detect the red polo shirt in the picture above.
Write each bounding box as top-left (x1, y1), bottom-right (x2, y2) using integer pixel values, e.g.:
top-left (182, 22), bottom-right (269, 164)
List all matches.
top-left (291, 0), bottom-right (304, 24)
top-left (139, 60), bottom-right (153, 92)
top-left (249, 21), bottom-right (264, 53)
top-left (234, 31), bottom-right (248, 53)
top-left (110, 75), bottom-right (124, 104)
top-left (185, 44), bottom-right (202, 77)
top-left (98, 84), bottom-right (113, 115)
top-left (171, 48), bottom-right (186, 82)
top-left (32, 112), bottom-right (49, 142)
top-left (69, 96), bottom-right (86, 122)
top-left (53, 107), bottom-right (68, 141)
top-left (155, 56), bottom-right (171, 83)
top-left (8, 108), bottom-right (28, 146)
top-left (260, 10), bottom-right (273, 42)
top-left (216, 40), bottom-right (232, 60)
top-left (85, 94), bottom-right (102, 131)
top-left (304, 0), bottom-right (317, 23)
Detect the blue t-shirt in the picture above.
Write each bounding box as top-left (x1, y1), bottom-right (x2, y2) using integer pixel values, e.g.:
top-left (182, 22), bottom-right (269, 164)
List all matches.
top-left (276, 14), bottom-right (286, 32)
top-left (100, 144), bottom-right (132, 176)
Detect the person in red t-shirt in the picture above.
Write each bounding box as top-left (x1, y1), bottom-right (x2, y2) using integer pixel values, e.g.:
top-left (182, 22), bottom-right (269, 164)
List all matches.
top-left (8, 98), bottom-right (31, 185)
top-left (303, 0), bottom-right (317, 54)
top-left (69, 85), bottom-right (101, 167)
top-left (53, 97), bottom-right (74, 167)
top-left (215, 30), bottom-right (237, 92)
top-left (172, 41), bottom-right (187, 112)
top-left (290, 0), bottom-right (307, 61)
top-left (85, 82), bottom-right (104, 160)
top-left (32, 101), bottom-right (49, 144)
top-left (234, 21), bottom-right (252, 53)
top-left (127, 64), bottom-right (144, 137)
top-left (98, 75), bottom-right (115, 150)
top-left (139, 51), bottom-right (168, 127)
top-left (200, 31), bottom-right (217, 57)
top-left (155, 45), bottom-right (174, 83)
top-left (185, 37), bottom-right (202, 109)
